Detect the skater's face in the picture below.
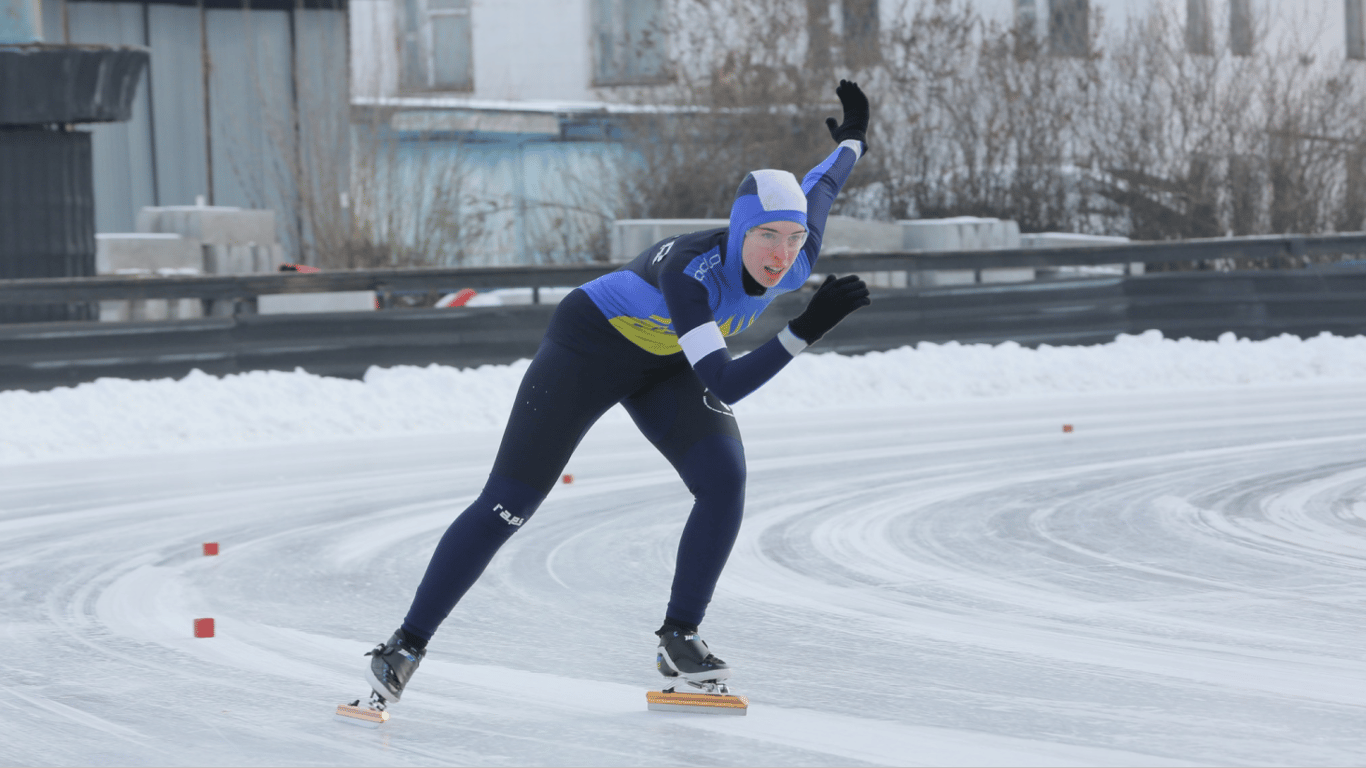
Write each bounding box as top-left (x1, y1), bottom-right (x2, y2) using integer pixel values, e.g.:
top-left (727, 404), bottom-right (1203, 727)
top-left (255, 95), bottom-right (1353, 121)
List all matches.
top-left (742, 221), bottom-right (807, 288)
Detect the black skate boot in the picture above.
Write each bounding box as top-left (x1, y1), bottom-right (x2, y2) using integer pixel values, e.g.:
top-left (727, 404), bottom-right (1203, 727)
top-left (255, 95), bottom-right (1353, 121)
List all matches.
top-left (365, 630), bottom-right (426, 704)
top-left (655, 625), bottom-right (731, 683)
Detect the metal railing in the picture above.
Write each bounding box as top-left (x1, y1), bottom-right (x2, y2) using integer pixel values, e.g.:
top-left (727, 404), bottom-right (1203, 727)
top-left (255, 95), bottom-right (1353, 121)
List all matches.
top-left (1, 232), bottom-right (1363, 308)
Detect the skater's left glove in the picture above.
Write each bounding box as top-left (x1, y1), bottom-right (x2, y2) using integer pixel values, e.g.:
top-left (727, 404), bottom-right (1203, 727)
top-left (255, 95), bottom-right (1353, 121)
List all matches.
top-left (825, 79), bottom-right (869, 151)
top-left (788, 274), bottom-right (872, 345)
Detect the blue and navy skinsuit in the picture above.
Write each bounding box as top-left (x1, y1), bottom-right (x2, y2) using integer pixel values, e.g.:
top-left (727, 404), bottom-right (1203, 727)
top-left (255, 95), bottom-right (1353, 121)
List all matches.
top-left (401, 139), bottom-right (864, 641)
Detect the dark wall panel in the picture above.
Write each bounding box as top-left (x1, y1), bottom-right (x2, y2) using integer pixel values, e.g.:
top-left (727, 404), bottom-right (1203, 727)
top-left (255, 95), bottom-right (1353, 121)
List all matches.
top-left (0, 129), bottom-right (96, 322)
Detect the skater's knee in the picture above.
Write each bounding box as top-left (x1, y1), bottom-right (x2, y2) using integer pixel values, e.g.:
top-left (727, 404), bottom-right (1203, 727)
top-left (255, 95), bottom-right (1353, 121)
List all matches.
top-left (471, 473), bottom-right (547, 536)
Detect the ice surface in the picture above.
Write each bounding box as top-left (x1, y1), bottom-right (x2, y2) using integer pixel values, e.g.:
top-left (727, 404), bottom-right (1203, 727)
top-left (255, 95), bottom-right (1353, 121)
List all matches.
top-left (1, 333), bottom-right (1365, 765)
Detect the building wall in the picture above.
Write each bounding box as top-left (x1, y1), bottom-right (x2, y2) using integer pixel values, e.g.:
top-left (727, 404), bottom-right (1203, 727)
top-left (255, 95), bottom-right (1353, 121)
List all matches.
top-left (350, 0), bottom-right (668, 101)
top-left (1008, 0), bottom-right (1359, 64)
top-left (38, 0), bottom-right (349, 265)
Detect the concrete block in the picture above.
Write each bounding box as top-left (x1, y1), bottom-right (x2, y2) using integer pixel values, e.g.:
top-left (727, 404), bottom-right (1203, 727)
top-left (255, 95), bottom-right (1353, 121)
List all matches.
top-left (1022, 232), bottom-right (1142, 277)
top-left (821, 216), bottom-right (903, 253)
top-left (615, 216), bottom-right (911, 263)
top-left (99, 298), bottom-right (203, 322)
top-left (1020, 232), bottom-right (1130, 249)
top-left (980, 267), bottom-right (1037, 283)
top-left (95, 234), bottom-right (205, 322)
top-left (203, 243), bottom-right (286, 275)
top-left (913, 270), bottom-right (976, 287)
top-left (258, 291), bottom-right (377, 314)
top-left (901, 217), bottom-right (1027, 285)
top-left (900, 217), bottom-right (1021, 251)
top-left (612, 219), bottom-right (725, 263)
top-left (138, 205), bottom-right (278, 246)
top-left (96, 233), bottom-right (203, 274)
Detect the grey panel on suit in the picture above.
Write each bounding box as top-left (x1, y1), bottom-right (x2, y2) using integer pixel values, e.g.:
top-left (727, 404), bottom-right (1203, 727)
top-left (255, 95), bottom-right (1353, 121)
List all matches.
top-left (66, 1), bottom-right (155, 233)
top-left (205, 8), bottom-right (297, 255)
top-left (147, 3), bottom-right (209, 207)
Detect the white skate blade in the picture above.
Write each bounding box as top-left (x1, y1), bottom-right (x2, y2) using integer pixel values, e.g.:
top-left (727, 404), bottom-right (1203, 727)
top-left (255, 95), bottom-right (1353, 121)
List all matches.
top-left (335, 702), bottom-right (389, 728)
top-left (646, 689), bottom-right (748, 715)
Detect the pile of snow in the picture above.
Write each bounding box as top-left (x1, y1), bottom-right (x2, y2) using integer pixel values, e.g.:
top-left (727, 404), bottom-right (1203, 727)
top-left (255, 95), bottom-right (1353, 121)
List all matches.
top-left (3, 330), bottom-right (1366, 464)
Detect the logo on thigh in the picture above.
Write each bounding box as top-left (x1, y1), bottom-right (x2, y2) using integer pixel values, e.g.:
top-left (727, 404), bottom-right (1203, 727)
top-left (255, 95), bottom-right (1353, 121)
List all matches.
top-left (702, 391), bottom-right (734, 417)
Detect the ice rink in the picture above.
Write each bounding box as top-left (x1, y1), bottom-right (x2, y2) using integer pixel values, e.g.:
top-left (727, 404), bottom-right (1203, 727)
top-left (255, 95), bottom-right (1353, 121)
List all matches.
top-left (2, 336), bottom-right (1366, 765)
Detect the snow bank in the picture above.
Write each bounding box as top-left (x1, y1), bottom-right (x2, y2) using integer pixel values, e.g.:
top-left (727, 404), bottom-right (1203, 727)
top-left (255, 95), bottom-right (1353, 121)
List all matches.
top-left (3, 330), bottom-right (1365, 464)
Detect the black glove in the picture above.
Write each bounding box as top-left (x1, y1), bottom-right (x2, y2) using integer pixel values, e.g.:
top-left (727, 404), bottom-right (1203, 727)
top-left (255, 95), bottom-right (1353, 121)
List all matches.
top-left (788, 274), bottom-right (872, 345)
top-left (824, 79), bottom-right (869, 149)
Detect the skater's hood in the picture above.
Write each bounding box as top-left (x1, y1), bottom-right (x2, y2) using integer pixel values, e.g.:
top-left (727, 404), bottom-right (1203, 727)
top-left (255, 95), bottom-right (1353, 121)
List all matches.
top-left (726, 169), bottom-right (807, 261)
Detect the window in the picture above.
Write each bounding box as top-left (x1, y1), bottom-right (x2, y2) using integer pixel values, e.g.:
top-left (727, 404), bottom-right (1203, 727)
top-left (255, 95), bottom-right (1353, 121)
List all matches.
top-left (1229, 0), bottom-right (1253, 56)
top-left (1186, 0), bottom-right (1212, 55)
top-left (428, 0), bottom-right (473, 89)
top-left (400, 0), bottom-right (473, 92)
top-left (1049, 0), bottom-right (1089, 57)
top-left (592, 0), bottom-right (669, 86)
top-left (1348, 0), bottom-right (1365, 60)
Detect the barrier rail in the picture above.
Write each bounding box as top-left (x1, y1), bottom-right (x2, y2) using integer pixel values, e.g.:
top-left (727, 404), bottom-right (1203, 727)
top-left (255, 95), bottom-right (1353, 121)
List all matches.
top-left (1, 232), bottom-right (1364, 307)
top-left (4, 266), bottom-right (1366, 392)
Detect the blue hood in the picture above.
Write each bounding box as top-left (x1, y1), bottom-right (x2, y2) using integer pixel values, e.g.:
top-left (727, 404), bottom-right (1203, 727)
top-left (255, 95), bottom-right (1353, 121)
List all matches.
top-left (725, 169), bottom-right (808, 266)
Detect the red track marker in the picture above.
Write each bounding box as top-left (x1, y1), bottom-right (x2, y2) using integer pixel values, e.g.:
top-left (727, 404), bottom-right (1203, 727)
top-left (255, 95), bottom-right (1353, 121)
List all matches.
top-left (562, 474), bottom-right (574, 484)
top-left (1062, 424), bottom-right (1074, 433)
top-left (194, 618), bottom-right (215, 638)
top-left (203, 542), bottom-right (219, 556)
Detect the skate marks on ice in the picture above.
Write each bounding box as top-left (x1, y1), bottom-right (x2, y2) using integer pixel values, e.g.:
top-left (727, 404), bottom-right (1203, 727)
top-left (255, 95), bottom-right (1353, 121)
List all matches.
top-left (723, 383), bottom-right (1366, 766)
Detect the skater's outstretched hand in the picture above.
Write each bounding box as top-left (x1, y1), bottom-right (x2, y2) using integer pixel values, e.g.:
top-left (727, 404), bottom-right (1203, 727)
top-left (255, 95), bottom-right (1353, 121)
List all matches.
top-left (788, 274), bottom-right (872, 345)
top-left (825, 79), bottom-right (869, 150)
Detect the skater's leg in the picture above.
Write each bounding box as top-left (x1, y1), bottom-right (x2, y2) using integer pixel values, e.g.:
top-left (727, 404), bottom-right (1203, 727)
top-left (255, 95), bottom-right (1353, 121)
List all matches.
top-left (623, 372), bottom-right (745, 628)
top-left (401, 291), bottom-right (653, 642)
top-left (399, 472), bottom-right (549, 641)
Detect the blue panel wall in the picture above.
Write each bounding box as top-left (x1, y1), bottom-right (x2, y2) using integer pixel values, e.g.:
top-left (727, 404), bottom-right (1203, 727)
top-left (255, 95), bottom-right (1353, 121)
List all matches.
top-left (59, 0), bottom-right (347, 264)
top-left (205, 7), bottom-right (298, 253)
top-left (66, 1), bottom-right (156, 233)
top-left (146, 3), bottom-right (209, 207)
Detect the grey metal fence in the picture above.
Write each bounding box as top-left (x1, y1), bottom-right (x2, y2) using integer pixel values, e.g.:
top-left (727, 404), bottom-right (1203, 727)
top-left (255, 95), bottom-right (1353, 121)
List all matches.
top-left (3, 233), bottom-right (1366, 391)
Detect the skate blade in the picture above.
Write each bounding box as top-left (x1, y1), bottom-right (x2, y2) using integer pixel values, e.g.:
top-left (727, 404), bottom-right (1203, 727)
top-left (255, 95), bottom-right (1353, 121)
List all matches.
top-left (335, 703), bottom-right (389, 728)
top-left (646, 689), bottom-right (748, 716)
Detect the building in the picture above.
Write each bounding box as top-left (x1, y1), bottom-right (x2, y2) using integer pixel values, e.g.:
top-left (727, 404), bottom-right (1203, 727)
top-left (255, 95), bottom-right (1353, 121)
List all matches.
top-left (346, 0), bottom-right (1366, 263)
top-left (33, 0), bottom-right (350, 263)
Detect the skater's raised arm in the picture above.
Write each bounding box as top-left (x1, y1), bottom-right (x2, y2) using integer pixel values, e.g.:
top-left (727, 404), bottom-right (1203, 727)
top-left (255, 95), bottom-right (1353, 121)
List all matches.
top-left (801, 79), bottom-right (870, 271)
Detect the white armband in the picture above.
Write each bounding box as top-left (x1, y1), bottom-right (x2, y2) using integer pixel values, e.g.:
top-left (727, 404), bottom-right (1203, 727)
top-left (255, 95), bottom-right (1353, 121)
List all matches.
top-left (679, 322), bottom-right (727, 366)
top-left (777, 325), bottom-right (808, 357)
top-left (840, 139), bottom-right (865, 161)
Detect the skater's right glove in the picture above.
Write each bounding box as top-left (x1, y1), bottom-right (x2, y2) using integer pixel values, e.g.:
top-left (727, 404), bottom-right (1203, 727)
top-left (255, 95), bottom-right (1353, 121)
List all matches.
top-left (788, 274), bottom-right (872, 345)
top-left (825, 79), bottom-right (869, 150)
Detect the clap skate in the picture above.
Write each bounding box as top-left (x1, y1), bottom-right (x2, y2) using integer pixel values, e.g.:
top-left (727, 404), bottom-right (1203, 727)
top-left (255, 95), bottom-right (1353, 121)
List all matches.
top-left (646, 625), bottom-right (748, 715)
top-left (335, 689), bottom-right (390, 728)
top-left (335, 630), bottom-right (426, 727)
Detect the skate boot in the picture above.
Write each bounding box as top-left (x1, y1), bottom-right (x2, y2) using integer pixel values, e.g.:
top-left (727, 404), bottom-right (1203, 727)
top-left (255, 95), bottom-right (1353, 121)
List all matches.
top-left (365, 630), bottom-right (426, 704)
top-left (647, 624), bottom-right (747, 714)
top-left (655, 625), bottom-right (731, 684)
